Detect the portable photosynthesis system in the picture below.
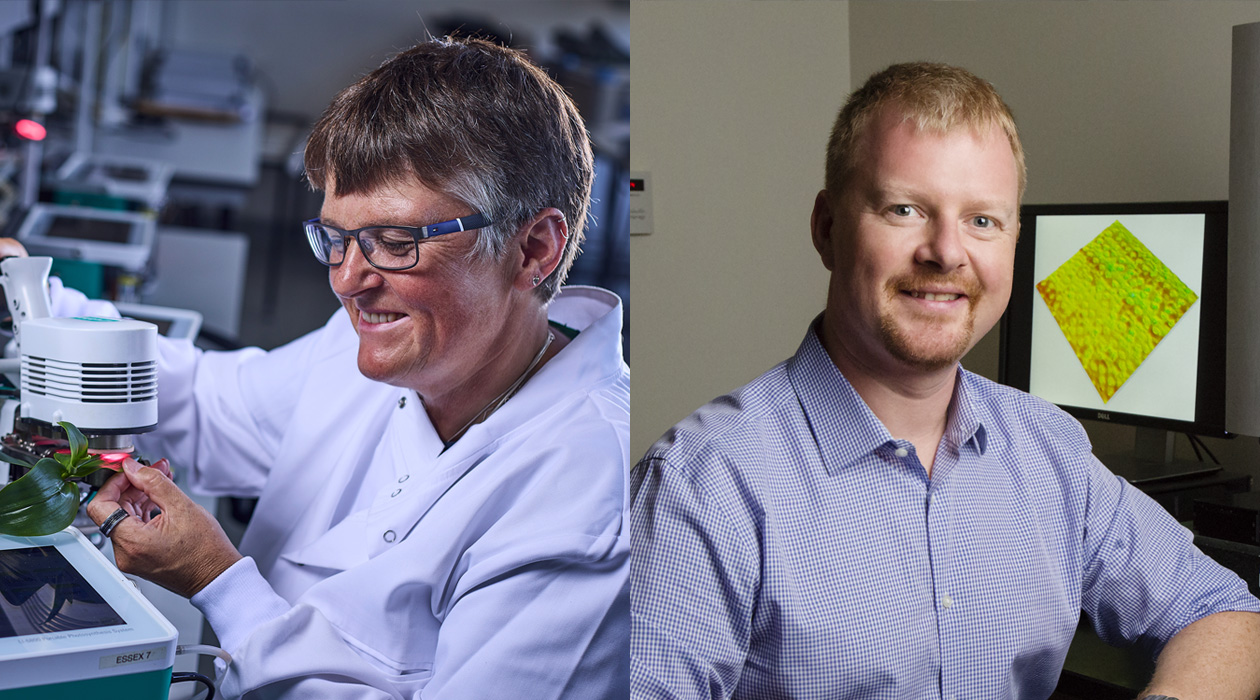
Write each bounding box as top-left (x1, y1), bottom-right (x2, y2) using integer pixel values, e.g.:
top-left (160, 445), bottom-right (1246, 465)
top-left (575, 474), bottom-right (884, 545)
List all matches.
top-left (0, 528), bottom-right (177, 699)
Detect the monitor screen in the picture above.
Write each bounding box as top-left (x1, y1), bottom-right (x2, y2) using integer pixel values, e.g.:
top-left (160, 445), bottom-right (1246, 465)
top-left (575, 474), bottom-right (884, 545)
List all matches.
top-left (144, 317), bottom-right (173, 336)
top-left (99, 164), bottom-right (151, 183)
top-left (44, 216), bottom-right (134, 244)
top-left (999, 201), bottom-right (1228, 437)
top-left (0, 545), bottom-right (125, 639)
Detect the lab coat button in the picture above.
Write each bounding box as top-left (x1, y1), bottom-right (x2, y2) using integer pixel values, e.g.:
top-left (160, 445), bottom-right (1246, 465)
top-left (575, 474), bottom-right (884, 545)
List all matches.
top-left (398, 475), bottom-right (409, 483)
top-left (391, 488), bottom-right (402, 497)
top-left (398, 396), bottom-right (406, 409)
top-left (383, 530), bottom-right (397, 543)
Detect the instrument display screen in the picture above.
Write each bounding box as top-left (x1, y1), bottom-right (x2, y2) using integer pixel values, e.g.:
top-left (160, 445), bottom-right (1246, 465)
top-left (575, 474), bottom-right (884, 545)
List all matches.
top-left (44, 216), bottom-right (135, 244)
top-left (0, 545), bottom-right (125, 639)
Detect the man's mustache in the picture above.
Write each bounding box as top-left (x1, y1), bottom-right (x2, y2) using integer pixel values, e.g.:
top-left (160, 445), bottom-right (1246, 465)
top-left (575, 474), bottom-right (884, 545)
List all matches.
top-left (886, 273), bottom-right (983, 301)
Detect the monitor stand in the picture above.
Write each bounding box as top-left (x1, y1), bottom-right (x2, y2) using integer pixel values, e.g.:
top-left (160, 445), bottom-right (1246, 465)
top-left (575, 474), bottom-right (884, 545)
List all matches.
top-left (1101, 427), bottom-right (1222, 486)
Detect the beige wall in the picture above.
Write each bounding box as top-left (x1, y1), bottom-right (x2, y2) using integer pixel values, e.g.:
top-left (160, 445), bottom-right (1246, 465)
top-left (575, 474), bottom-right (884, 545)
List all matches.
top-left (631, 1), bottom-right (1260, 466)
top-left (629, 1), bottom-right (848, 458)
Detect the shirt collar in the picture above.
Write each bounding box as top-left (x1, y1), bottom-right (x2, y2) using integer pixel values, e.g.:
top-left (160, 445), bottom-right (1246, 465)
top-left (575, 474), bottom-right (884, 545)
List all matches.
top-left (437, 286), bottom-right (627, 462)
top-left (787, 319), bottom-right (892, 476)
top-left (949, 370), bottom-right (988, 457)
top-left (787, 318), bottom-right (988, 476)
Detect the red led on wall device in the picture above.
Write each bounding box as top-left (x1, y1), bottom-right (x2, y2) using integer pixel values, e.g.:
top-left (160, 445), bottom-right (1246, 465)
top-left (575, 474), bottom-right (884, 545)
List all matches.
top-left (14, 119), bottom-right (45, 141)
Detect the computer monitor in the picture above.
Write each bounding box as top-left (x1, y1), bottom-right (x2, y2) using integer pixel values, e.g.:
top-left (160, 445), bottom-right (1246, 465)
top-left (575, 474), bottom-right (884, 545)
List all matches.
top-left (113, 302), bottom-right (203, 341)
top-left (53, 152), bottom-right (173, 209)
top-left (999, 201), bottom-right (1228, 441)
top-left (15, 204), bottom-right (155, 271)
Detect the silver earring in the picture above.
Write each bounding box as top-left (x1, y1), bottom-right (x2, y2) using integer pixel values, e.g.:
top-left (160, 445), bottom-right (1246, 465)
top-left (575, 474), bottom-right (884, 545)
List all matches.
top-left (531, 275), bottom-right (541, 287)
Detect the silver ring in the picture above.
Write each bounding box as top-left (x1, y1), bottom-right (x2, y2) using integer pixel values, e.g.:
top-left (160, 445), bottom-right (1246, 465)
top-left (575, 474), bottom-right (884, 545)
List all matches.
top-left (98, 507), bottom-right (129, 538)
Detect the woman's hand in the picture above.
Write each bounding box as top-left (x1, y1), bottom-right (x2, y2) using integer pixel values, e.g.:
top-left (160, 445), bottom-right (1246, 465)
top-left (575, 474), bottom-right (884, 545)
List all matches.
top-left (87, 458), bottom-right (243, 598)
top-left (103, 457), bottom-right (172, 524)
top-left (0, 238), bottom-right (28, 258)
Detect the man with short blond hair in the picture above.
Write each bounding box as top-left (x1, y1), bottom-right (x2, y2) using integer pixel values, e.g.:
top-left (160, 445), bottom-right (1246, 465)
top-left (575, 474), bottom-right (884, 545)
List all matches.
top-left (630, 62), bottom-right (1260, 700)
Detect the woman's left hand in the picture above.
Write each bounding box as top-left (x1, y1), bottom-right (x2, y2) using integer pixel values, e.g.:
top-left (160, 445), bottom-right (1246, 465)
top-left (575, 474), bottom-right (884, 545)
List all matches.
top-left (0, 238), bottom-right (27, 258)
top-left (87, 458), bottom-right (242, 598)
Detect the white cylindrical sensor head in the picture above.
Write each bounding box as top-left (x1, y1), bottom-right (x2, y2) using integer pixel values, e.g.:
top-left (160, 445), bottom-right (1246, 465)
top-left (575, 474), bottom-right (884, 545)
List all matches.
top-left (19, 316), bottom-right (158, 433)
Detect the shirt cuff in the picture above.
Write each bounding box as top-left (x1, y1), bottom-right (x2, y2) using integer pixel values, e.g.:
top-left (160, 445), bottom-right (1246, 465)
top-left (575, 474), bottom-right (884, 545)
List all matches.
top-left (190, 556), bottom-right (291, 654)
top-left (47, 276), bottom-right (120, 318)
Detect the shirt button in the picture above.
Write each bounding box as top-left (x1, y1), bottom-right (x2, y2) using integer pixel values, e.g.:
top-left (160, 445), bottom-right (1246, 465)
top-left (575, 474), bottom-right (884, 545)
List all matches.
top-left (383, 530), bottom-right (397, 543)
top-left (942, 593), bottom-right (953, 609)
top-left (894, 447), bottom-right (909, 458)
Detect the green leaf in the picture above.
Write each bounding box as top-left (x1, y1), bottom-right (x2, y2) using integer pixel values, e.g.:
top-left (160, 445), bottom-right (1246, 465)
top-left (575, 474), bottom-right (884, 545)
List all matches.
top-left (0, 459), bottom-right (68, 512)
top-left (0, 488), bottom-right (78, 536)
top-left (0, 451), bottom-right (33, 470)
top-left (66, 457), bottom-right (105, 480)
top-left (0, 465), bottom-right (79, 537)
top-left (53, 452), bottom-right (73, 475)
top-left (59, 422), bottom-right (88, 465)
top-left (0, 421), bottom-right (111, 536)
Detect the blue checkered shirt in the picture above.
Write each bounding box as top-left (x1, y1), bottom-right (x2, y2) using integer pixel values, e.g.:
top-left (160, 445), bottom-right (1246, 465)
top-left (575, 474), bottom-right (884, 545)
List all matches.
top-left (630, 324), bottom-right (1260, 699)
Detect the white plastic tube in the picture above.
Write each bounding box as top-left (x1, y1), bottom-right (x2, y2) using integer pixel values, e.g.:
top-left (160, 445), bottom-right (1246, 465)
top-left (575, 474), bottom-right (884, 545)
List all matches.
top-left (175, 644), bottom-right (232, 666)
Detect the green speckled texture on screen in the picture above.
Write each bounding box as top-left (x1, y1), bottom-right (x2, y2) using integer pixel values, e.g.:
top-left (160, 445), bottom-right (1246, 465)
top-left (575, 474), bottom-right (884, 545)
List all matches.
top-left (1036, 220), bottom-right (1197, 402)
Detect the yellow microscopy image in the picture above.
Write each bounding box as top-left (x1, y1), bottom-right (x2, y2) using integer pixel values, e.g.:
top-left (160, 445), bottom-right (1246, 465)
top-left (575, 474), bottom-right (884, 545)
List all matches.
top-left (1036, 220), bottom-right (1198, 402)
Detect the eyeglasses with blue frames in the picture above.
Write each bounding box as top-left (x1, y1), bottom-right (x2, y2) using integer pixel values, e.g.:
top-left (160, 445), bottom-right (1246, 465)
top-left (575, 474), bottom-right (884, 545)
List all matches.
top-left (303, 213), bottom-right (493, 271)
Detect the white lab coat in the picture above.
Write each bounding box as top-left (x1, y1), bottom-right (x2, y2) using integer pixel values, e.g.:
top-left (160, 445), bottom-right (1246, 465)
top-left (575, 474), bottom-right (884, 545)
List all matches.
top-left (57, 283), bottom-right (629, 699)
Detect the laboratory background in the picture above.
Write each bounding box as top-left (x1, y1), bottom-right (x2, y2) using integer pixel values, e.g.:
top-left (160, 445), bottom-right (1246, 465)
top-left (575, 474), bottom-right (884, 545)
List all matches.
top-left (0, 1), bottom-right (627, 697)
top-left (631, 1), bottom-right (1260, 697)
top-left (0, 0), bottom-right (629, 351)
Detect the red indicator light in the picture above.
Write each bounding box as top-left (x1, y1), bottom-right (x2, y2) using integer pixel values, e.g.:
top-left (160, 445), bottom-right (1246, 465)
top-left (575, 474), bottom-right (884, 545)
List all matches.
top-left (53, 447), bottom-right (134, 469)
top-left (14, 119), bottom-right (45, 141)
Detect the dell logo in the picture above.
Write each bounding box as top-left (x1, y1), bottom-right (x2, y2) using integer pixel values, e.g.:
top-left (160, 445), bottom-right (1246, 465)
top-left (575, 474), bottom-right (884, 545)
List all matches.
top-left (1096, 412), bottom-right (1110, 421)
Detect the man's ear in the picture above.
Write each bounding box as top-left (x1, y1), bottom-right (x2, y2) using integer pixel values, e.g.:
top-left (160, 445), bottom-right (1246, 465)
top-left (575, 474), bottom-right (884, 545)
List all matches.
top-left (513, 207), bottom-right (568, 291)
top-left (811, 190), bottom-right (837, 272)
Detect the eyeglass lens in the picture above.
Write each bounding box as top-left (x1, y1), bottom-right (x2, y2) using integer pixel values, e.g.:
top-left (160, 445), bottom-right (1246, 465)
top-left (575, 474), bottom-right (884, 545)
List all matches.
top-left (308, 224), bottom-right (419, 270)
